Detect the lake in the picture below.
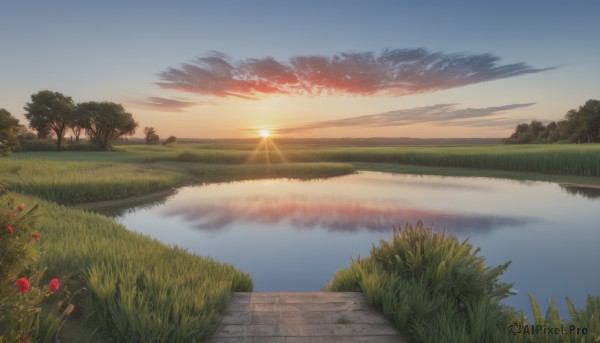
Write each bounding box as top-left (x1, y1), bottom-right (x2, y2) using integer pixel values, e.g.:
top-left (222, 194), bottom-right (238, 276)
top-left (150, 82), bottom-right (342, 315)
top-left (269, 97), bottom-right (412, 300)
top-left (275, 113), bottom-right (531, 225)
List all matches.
top-left (95, 171), bottom-right (600, 316)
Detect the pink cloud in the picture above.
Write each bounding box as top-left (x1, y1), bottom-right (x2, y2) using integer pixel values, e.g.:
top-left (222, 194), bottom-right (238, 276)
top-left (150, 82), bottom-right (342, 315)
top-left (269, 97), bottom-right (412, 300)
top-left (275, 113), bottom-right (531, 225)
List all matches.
top-left (156, 49), bottom-right (552, 99)
top-left (130, 96), bottom-right (213, 112)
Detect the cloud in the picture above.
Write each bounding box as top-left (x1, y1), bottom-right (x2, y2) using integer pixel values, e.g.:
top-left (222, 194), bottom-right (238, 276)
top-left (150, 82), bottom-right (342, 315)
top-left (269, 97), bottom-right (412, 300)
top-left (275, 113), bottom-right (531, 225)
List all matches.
top-left (156, 49), bottom-right (552, 99)
top-left (161, 195), bottom-right (534, 234)
top-left (131, 96), bottom-right (208, 112)
top-left (270, 103), bottom-right (535, 134)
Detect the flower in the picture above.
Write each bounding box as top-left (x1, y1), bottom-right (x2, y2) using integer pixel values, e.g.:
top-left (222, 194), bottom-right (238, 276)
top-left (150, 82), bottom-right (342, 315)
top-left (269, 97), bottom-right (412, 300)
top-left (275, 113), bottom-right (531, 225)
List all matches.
top-left (6, 214), bottom-right (16, 220)
top-left (49, 278), bottom-right (59, 293)
top-left (5, 225), bottom-right (13, 234)
top-left (17, 204), bottom-right (25, 212)
top-left (32, 233), bottom-right (40, 240)
top-left (17, 278), bottom-right (29, 293)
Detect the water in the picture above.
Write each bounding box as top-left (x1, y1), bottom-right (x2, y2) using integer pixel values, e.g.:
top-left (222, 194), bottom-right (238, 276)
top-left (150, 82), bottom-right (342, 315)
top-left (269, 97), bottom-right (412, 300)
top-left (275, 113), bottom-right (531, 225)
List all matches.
top-left (96, 171), bottom-right (600, 316)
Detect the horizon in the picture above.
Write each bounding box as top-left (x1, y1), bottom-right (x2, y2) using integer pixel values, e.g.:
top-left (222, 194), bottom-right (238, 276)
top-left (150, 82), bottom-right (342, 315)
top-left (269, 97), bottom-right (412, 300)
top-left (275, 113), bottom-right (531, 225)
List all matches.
top-left (2, 1), bottom-right (599, 139)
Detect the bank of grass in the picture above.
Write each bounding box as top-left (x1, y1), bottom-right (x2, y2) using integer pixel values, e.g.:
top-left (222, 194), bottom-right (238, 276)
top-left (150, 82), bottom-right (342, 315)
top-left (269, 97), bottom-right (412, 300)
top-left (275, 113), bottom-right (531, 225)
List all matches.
top-left (8, 193), bottom-right (252, 341)
top-left (2, 152), bottom-right (355, 204)
top-left (0, 160), bottom-right (187, 204)
top-left (354, 162), bottom-right (600, 186)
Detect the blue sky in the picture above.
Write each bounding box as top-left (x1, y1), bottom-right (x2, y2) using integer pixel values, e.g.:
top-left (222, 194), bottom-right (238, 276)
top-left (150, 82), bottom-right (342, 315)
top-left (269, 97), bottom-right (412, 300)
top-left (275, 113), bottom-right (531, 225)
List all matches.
top-left (1, 1), bottom-right (599, 138)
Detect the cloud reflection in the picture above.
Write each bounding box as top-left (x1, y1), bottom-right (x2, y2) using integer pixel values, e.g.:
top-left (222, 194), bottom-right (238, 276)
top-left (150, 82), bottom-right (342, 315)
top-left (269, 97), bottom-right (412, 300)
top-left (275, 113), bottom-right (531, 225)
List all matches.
top-left (162, 196), bottom-right (533, 234)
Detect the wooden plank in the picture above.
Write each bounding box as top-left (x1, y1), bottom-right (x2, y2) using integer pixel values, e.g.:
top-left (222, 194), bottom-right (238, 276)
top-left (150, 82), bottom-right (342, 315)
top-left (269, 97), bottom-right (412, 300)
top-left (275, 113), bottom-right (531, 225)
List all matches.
top-left (225, 301), bottom-right (370, 313)
top-left (249, 310), bottom-right (389, 325)
top-left (219, 311), bottom-right (252, 325)
top-left (206, 337), bottom-right (248, 343)
top-left (208, 337), bottom-right (403, 343)
top-left (247, 336), bottom-right (403, 343)
top-left (212, 324), bottom-right (399, 338)
top-left (237, 293), bottom-right (365, 304)
top-left (210, 292), bottom-right (407, 343)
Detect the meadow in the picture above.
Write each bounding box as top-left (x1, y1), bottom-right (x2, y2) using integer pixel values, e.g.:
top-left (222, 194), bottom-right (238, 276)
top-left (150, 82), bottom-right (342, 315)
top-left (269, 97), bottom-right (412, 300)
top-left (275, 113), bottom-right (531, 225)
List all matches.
top-left (2, 141), bottom-right (600, 341)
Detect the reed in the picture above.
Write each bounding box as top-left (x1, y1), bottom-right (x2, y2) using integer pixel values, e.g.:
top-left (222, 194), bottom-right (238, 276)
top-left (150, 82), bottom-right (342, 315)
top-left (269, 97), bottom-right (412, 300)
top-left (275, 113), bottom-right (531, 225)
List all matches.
top-left (144, 144), bottom-right (600, 177)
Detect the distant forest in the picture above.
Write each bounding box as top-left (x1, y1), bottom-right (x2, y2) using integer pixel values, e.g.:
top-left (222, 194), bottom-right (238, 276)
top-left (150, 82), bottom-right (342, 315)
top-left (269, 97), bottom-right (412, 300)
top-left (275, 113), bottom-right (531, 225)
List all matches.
top-left (505, 99), bottom-right (600, 144)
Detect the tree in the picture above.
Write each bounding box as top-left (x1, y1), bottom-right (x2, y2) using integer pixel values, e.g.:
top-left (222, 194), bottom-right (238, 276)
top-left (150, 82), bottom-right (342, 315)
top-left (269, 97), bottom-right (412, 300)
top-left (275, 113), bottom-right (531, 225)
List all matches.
top-left (505, 99), bottom-right (600, 144)
top-left (0, 108), bottom-right (20, 156)
top-left (69, 117), bottom-right (84, 142)
top-left (577, 99), bottom-right (600, 143)
top-left (24, 90), bottom-right (76, 149)
top-left (77, 102), bottom-right (138, 151)
top-left (528, 120), bottom-right (545, 137)
top-left (163, 136), bottom-right (176, 145)
top-left (15, 124), bottom-right (37, 141)
top-left (143, 127), bottom-right (160, 144)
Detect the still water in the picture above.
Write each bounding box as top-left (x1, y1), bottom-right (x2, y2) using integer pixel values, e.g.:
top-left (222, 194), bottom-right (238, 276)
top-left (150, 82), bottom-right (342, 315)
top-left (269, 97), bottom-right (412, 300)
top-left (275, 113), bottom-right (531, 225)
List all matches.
top-left (100, 171), bottom-right (600, 315)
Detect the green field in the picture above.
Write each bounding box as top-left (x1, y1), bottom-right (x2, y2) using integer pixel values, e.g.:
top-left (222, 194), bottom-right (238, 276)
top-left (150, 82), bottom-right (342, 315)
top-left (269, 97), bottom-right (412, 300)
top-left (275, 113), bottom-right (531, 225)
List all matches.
top-left (142, 143), bottom-right (600, 177)
top-left (2, 142), bottom-right (600, 341)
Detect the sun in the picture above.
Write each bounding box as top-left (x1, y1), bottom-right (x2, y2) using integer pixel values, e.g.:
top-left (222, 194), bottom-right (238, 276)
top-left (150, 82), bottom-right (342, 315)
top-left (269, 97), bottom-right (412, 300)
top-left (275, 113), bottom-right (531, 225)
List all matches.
top-left (259, 129), bottom-right (270, 138)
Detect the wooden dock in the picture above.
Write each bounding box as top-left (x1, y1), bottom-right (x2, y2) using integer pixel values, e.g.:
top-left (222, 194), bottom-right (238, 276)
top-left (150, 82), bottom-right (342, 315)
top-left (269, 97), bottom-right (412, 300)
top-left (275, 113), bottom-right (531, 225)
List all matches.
top-left (207, 292), bottom-right (406, 343)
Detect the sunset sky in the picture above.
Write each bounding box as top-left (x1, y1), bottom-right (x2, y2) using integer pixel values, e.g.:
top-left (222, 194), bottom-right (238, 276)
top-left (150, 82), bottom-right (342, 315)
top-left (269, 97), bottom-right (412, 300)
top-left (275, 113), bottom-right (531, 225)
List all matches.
top-left (1, 1), bottom-right (599, 139)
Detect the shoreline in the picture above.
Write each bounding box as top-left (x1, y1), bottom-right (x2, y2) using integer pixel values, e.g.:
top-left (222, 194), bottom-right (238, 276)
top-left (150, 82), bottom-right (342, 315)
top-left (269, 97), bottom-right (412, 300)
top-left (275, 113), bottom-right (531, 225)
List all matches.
top-left (71, 188), bottom-right (178, 210)
top-left (558, 182), bottom-right (600, 190)
top-left (70, 165), bottom-right (600, 211)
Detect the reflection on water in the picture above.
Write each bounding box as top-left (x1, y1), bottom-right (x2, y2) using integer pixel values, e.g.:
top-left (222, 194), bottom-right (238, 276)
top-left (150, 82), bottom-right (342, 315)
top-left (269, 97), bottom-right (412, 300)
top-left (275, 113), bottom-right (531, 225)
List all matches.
top-left (163, 195), bottom-right (533, 234)
top-left (106, 171), bottom-right (599, 318)
top-left (560, 184), bottom-right (600, 199)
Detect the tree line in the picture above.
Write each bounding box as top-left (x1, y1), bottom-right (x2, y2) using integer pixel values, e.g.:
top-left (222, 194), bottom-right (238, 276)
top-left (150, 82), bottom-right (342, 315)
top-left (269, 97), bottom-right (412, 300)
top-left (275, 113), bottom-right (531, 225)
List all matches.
top-left (1, 90), bottom-right (176, 156)
top-left (505, 99), bottom-right (600, 144)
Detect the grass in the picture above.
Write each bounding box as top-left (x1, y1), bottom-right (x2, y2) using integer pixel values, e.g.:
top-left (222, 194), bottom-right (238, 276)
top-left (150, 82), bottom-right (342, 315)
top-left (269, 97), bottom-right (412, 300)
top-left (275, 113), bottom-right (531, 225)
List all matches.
top-left (326, 221), bottom-right (514, 343)
top-left (0, 160), bottom-right (186, 204)
top-left (3, 147), bottom-right (356, 204)
top-left (354, 162), bottom-right (600, 186)
top-left (6, 193), bottom-right (252, 342)
top-left (142, 143), bottom-right (600, 177)
top-left (512, 295), bottom-right (600, 342)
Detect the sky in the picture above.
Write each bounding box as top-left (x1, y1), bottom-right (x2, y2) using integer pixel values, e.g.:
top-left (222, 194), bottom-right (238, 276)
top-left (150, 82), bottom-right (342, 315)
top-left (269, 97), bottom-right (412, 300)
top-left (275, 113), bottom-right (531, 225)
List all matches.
top-left (1, 1), bottom-right (599, 139)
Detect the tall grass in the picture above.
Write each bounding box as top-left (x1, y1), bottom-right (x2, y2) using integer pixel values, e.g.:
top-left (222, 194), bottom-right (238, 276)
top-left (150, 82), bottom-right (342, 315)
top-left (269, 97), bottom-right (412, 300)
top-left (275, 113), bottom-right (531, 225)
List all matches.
top-left (1, 156), bottom-right (355, 204)
top-left (326, 221), bottom-right (514, 343)
top-left (145, 144), bottom-right (600, 177)
top-left (0, 159), bottom-right (186, 204)
top-left (511, 295), bottom-right (600, 342)
top-left (6, 193), bottom-right (252, 342)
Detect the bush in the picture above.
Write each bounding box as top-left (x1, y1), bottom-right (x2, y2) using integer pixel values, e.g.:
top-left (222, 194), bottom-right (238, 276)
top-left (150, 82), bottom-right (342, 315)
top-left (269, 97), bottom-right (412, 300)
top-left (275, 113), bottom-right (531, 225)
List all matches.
top-left (18, 140), bottom-right (59, 152)
top-left (163, 136), bottom-right (177, 145)
top-left (327, 221), bottom-right (514, 342)
top-left (0, 193), bottom-right (73, 341)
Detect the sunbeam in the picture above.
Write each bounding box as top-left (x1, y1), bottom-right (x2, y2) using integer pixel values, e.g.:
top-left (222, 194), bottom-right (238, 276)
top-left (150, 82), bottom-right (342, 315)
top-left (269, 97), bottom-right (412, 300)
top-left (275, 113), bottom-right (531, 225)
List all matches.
top-left (246, 134), bottom-right (287, 164)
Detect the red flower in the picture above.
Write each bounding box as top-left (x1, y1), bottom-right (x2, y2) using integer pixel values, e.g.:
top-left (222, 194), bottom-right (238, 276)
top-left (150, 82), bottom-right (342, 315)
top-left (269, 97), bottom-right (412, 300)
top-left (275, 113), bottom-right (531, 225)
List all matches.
top-left (6, 214), bottom-right (16, 220)
top-left (17, 204), bottom-right (25, 212)
top-left (17, 278), bottom-right (29, 293)
top-left (49, 278), bottom-right (59, 293)
top-left (32, 233), bottom-right (40, 240)
top-left (5, 225), bottom-right (13, 234)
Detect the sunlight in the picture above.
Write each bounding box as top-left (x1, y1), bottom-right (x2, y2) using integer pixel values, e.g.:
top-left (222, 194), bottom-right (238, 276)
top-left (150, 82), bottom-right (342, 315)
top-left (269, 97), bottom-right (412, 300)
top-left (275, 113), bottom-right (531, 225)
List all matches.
top-left (247, 130), bottom-right (288, 164)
